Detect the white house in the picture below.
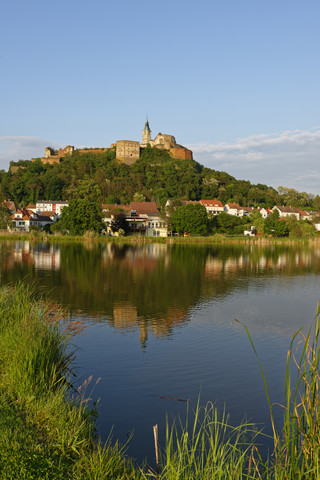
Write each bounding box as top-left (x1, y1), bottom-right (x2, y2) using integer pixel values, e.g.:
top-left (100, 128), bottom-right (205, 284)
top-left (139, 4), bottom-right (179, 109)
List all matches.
top-left (224, 203), bottom-right (245, 217)
top-left (36, 200), bottom-right (69, 217)
top-left (200, 199), bottom-right (224, 215)
top-left (272, 206), bottom-right (300, 220)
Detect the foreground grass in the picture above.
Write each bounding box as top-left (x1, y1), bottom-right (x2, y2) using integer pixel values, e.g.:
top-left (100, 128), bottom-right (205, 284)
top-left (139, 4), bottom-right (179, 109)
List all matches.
top-left (1, 283), bottom-right (320, 478)
top-left (0, 283), bottom-right (140, 479)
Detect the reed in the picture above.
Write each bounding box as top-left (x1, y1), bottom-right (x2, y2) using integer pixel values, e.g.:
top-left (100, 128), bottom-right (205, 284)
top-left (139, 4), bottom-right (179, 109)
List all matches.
top-left (240, 309), bottom-right (320, 479)
top-left (0, 283), bottom-right (138, 479)
top-left (144, 399), bottom-right (265, 480)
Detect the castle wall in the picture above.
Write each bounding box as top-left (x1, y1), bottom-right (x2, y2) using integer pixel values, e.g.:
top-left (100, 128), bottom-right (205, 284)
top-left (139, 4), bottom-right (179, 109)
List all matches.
top-left (170, 147), bottom-right (193, 160)
top-left (116, 141), bottom-right (140, 165)
top-left (58, 145), bottom-right (74, 156)
top-left (78, 148), bottom-right (108, 154)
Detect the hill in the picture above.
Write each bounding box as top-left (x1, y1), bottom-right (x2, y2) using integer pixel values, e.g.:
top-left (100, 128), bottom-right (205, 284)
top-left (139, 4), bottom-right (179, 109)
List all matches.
top-left (1, 146), bottom-right (319, 210)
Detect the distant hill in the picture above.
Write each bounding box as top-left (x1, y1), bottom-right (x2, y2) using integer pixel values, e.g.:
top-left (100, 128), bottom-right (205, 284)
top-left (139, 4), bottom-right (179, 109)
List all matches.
top-left (2, 146), bottom-right (319, 210)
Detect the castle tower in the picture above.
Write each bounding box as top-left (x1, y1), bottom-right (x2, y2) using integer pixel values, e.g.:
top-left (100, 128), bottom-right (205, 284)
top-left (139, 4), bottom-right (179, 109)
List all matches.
top-left (141, 116), bottom-right (151, 146)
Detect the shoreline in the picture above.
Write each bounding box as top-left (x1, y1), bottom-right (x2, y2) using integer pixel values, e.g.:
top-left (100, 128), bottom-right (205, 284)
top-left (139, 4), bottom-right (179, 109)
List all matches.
top-left (0, 231), bottom-right (318, 245)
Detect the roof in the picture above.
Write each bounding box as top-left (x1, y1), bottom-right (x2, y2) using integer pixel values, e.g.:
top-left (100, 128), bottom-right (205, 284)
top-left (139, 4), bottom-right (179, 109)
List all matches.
top-left (36, 200), bottom-right (68, 205)
top-left (4, 200), bottom-right (18, 212)
top-left (40, 210), bottom-right (56, 217)
top-left (200, 199), bottom-right (223, 208)
top-left (226, 203), bottom-right (242, 210)
top-left (297, 209), bottom-right (309, 216)
top-left (130, 202), bottom-right (159, 215)
top-left (101, 204), bottom-right (131, 212)
top-left (275, 206), bottom-right (300, 214)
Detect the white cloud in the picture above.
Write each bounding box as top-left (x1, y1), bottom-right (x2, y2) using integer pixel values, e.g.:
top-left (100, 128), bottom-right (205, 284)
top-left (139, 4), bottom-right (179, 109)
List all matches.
top-left (187, 127), bottom-right (320, 194)
top-left (0, 136), bottom-right (62, 170)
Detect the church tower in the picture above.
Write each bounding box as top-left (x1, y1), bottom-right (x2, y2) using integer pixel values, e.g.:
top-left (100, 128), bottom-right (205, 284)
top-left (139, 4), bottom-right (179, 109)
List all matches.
top-left (141, 116), bottom-right (151, 146)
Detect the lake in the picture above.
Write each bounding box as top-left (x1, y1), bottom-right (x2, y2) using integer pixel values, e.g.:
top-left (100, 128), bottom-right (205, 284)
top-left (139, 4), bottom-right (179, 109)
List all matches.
top-left (1, 240), bottom-right (320, 463)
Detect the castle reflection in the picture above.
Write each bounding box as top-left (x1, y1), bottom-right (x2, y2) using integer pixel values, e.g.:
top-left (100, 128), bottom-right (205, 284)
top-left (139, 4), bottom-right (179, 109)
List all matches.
top-left (0, 241), bottom-right (320, 344)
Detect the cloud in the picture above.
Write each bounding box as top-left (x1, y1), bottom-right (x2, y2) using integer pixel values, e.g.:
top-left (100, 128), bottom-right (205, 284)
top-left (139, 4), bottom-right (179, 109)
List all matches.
top-left (187, 127), bottom-right (320, 194)
top-left (0, 136), bottom-right (62, 170)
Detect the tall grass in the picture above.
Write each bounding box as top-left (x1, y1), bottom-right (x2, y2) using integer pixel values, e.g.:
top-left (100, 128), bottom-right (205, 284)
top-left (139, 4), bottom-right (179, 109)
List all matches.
top-left (2, 282), bottom-right (320, 478)
top-left (0, 283), bottom-right (139, 479)
top-left (146, 400), bottom-right (264, 480)
top-left (239, 309), bottom-right (320, 479)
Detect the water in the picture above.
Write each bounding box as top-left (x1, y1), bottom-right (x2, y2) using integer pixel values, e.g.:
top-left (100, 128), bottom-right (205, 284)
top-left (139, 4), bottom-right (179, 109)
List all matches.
top-left (1, 240), bottom-right (320, 463)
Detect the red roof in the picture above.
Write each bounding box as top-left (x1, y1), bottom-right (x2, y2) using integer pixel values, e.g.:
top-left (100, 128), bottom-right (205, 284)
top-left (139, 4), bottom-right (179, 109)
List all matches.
top-left (200, 199), bottom-right (223, 208)
top-left (226, 203), bottom-right (242, 209)
top-left (130, 202), bottom-right (159, 214)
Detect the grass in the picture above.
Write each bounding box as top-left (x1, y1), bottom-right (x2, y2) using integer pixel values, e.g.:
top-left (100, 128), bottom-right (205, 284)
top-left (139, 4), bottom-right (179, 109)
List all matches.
top-left (1, 282), bottom-right (320, 478)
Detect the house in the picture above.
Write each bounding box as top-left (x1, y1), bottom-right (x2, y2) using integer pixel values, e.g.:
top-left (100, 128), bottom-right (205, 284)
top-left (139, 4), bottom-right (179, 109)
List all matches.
top-left (224, 203), bottom-right (246, 217)
top-left (102, 202), bottom-right (168, 237)
top-left (36, 200), bottom-right (69, 217)
top-left (200, 199), bottom-right (224, 215)
top-left (11, 209), bottom-right (54, 231)
top-left (297, 209), bottom-right (310, 221)
top-left (272, 206), bottom-right (301, 220)
top-left (259, 208), bottom-right (270, 219)
top-left (3, 200), bottom-right (18, 213)
top-left (130, 202), bottom-right (168, 237)
top-left (244, 226), bottom-right (257, 237)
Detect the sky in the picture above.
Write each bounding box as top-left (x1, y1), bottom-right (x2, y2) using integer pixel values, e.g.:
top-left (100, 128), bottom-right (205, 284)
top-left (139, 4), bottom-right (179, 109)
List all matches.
top-left (1, 0), bottom-right (319, 194)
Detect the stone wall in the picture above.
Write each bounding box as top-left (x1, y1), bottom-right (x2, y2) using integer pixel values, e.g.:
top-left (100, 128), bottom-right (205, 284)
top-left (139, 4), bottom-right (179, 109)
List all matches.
top-left (78, 148), bottom-right (108, 154)
top-left (116, 141), bottom-right (140, 165)
top-left (170, 147), bottom-right (193, 160)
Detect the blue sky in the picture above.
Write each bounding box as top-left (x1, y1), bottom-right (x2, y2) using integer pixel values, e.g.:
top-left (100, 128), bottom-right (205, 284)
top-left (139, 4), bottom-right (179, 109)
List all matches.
top-left (1, 0), bottom-right (319, 193)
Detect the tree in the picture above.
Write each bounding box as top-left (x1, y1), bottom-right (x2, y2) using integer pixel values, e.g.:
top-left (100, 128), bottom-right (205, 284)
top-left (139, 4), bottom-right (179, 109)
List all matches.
top-left (0, 204), bottom-right (12, 229)
top-left (171, 204), bottom-right (208, 235)
top-left (111, 212), bottom-right (129, 234)
top-left (59, 180), bottom-right (103, 235)
top-left (212, 211), bottom-right (245, 234)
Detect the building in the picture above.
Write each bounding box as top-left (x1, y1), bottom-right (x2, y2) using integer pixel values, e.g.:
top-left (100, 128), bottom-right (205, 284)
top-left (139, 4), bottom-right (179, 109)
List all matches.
top-left (272, 206), bottom-right (301, 220)
top-left (116, 140), bottom-right (140, 165)
top-left (36, 200), bottom-right (69, 217)
top-left (141, 117), bottom-right (152, 147)
top-left (102, 202), bottom-right (168, 237)
top-left (200, 199), bottom-right (224, 215)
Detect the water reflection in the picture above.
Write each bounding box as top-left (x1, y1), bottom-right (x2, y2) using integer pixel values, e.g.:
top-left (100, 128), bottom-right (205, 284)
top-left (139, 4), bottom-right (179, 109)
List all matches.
top-left (1, 240), bottom-right (320, 462)
top-left (0, 241), bottom-right (320, 342)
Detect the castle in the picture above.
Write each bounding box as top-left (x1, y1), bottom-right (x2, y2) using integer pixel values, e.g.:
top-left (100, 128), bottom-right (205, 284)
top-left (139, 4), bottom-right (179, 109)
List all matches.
top-left (32, 119), bottom-right (193, 165)
top-left (116, 118), bottom-right (193, 164)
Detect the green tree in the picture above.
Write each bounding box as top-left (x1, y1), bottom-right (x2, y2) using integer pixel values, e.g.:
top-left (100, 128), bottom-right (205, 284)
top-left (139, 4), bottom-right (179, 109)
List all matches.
top-left (171, 204), bottom-right (208, 235)
top-left (111, 212), bottom-right (129, 234)
top-left (0, 204), bottom-right (12, 229)
top-left (59, 180), bottom-right (103, 235)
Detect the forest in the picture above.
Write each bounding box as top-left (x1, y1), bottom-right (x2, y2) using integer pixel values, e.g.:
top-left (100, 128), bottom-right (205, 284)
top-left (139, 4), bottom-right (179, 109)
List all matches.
top-left (1, 146), bottom-right (319, 210)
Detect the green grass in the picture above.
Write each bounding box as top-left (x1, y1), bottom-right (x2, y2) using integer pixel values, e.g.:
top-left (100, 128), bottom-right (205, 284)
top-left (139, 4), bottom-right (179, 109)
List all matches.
top-left (1, 282), bottom-right (320, 478)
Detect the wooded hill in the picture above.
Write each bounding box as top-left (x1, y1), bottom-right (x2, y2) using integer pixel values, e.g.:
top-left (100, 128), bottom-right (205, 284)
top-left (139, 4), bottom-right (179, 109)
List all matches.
top-left (2, 146), bottom-right (319, 210)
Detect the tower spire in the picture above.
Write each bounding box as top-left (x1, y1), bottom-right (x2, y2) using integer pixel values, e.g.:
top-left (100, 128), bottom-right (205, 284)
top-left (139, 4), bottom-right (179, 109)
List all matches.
top-left (142, 115), bottom-right (151, 146)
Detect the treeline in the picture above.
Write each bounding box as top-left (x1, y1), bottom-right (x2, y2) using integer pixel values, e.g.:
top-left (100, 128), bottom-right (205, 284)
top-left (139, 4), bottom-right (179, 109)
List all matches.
top-left (2, 146), bottom-right (319, 209)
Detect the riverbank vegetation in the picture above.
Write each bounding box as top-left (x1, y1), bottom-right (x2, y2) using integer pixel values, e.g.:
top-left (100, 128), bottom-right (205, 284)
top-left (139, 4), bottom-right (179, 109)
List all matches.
top-left (1, 283), bottom-right (320, 478)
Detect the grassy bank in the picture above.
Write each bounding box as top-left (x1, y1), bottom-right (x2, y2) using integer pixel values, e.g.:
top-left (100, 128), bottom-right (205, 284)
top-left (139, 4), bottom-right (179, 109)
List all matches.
top-left (0, 231), bottom-right (318, 246)
top-left (0, 283), bottom-right (140, 479)
top-left (1, 283), bottom-right (320, 478)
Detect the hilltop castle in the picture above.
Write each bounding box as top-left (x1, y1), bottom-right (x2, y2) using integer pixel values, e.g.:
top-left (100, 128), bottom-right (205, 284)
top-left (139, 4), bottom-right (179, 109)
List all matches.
top-left (32, 119), bottom-right (193, 166)
top-left (116, 118), bottom-right (193, 165)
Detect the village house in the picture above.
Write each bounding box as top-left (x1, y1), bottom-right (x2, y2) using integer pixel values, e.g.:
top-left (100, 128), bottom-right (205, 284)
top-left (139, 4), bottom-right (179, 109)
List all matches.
top-left (11, 208), bottom-right (54, 232)
top-left (200, 199), bottom-right (224, 215)
top-left (224, 203), bottom-right (247, 217)
top-left (272, 206), bottom-right (301, 220)
top-left (35, 200), bottom-right (69, 217)
top-left (259, 208), bottom-right (270, 218)
top-left (102, 202), bottom-right (168, 237)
